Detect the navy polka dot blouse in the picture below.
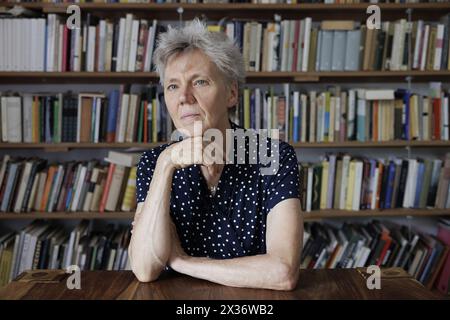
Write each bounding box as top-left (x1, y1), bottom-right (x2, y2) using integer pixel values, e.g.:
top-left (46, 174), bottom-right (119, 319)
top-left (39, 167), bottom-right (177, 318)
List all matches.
top-left (135, 121), bottom-right (300, 259)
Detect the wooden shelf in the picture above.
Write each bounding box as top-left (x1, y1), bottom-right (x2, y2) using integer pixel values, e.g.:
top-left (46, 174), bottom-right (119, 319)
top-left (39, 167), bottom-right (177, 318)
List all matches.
top-left (0, 140), bottom-right (448, 150)
top-left (0, 212), bottom-right (135, 220)
top-left (2, 71), bottom-right (450, 84)
top-left (302, 209), bottom-right (450, 220)
top-left (0, 142), bottom-right (163, 151)
top-left (0, 209), bottom-right (448, 220)
top-left (1, 2), bottom-right (449, 20)
top-left (291, 140), bottom-right (450, 148)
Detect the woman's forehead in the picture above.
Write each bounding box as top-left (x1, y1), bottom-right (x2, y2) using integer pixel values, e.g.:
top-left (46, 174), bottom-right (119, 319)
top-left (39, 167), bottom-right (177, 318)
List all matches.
top-left (165, 49), bottom-right (217, 77)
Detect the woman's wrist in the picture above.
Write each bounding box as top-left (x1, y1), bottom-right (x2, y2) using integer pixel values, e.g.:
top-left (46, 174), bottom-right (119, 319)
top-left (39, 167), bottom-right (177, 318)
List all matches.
top-left (156, 150), bottom-right (176, 174)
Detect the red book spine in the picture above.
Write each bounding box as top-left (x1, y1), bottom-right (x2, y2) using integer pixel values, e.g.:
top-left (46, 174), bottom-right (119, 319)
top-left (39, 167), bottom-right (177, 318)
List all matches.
top-left (433, 98), bottom-right (441, 140)
top-left (99, 163), bottom-right (115, 213)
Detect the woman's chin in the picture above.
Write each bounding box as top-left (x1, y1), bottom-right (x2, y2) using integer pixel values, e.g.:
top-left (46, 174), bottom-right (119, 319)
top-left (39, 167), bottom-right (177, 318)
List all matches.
top-left (177, 119), bottom-right (205, 137)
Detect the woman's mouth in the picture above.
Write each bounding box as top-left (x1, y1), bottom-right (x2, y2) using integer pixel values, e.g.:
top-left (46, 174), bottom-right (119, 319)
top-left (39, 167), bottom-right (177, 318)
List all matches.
top-left (180, 113), bottom-right (201, 121)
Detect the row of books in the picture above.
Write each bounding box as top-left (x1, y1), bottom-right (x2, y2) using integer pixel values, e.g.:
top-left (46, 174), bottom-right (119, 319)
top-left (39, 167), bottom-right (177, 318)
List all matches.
top-left (4, 13), bottom-right (450, 72)
top-left (233, 15), bottom-right (450, 72)
top-left (0, 220), bottom-right (132, 286)
top-left (237, 83), bottom-right (450, 142)
top-left (0, 151), bottom-right (141, 214)
top-left (1, 218), bottom-right (448, 291)
top-left (302, 218), bottom-right (450, 294)
top-left (0, 14), bottom-right (164, 72)
top-left (0, 85), bottom-right (173, 143)
top-left (298, 153), bottom-right (450, 212)
top-left (2, 83), bottom-right (450, 144)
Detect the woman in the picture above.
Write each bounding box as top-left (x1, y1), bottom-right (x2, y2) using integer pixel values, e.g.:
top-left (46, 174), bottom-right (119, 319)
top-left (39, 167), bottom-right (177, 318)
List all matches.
top-left (129, 18), bottom-right (303, 291)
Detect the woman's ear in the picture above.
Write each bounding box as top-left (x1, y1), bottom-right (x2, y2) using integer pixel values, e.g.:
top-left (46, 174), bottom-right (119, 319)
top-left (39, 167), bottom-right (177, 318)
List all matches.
top-left (227, 81), bottom-right (238, 109)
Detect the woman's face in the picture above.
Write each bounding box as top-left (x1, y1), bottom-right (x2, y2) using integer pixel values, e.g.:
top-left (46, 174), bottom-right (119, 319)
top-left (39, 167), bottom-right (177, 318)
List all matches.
top-left (163, 48), bottom-right (237, 136)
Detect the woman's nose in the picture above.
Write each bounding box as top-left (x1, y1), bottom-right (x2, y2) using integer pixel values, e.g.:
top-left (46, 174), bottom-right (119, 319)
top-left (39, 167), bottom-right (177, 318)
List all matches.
top-left (179, 85), bottom-right (195, 104)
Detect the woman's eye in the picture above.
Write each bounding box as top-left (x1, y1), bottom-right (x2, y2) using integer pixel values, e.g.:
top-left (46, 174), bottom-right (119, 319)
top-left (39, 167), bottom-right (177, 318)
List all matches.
top-left (167, 84), bottom-right (177, 90)
top-left (194, 79), bottom-right (207, 86)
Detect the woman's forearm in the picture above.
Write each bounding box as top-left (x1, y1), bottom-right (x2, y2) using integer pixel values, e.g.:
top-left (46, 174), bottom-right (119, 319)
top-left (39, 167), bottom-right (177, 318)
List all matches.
top-left (129, 156), bottom-right (174, 282)
top-left (172, 254), bottom-right (300, 291)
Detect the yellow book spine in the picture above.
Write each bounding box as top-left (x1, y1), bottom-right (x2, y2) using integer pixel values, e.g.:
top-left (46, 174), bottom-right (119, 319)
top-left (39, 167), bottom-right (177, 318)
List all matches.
top-left (121, 167), bottom-right (137, 212)
top-left (244, 88), bottom-right (250, 129)
top-left (320, 160), bottom-right (329, 210)
top-left (207, 25), bottom-right (221, 33)
top-left (345, 161), bottom-right (356, 210)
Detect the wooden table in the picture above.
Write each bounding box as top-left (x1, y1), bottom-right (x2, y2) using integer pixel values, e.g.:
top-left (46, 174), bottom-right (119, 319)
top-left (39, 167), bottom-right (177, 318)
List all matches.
top-left (0, 267), bottom-right (443, 300)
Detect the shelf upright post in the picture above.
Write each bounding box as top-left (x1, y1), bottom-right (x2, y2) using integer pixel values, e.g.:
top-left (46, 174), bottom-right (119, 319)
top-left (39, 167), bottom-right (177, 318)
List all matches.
top-left (177, 6), bottom-right (184, 28)
top-left (406, 6), bottom-right (413, 160)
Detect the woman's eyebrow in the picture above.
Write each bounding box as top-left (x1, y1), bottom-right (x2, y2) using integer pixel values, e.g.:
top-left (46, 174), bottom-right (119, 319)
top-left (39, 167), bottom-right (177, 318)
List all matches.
top-left (167, 73), bottom-right (209, 83)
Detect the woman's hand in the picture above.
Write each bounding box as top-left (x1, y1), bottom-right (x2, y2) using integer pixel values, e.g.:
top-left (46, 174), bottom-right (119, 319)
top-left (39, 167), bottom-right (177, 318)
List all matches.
top-left (159, 136), bottom-right (204, 170)
top-left (168, 222), bottom-right (188, 271)
top-left (158, 136), bottom-right (225, 171)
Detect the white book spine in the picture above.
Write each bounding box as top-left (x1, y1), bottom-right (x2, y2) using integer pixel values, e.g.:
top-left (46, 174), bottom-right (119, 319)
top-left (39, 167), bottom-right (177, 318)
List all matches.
top-left (420, 25), bottom-right (430, 71)
top-left (116, 18), bottom-right (126, 72)
top-left (122, 14), bottom-right (133, 72)
top-left (46, 14), bottom-right (55, 72)
top-left (413, 20), bottom-right (423, 69)
top-left (0, 19), bottom-right (4, 71)
top-left (87, 26), bottom-right (96, 72)
top-left (306, 167), bottom-right (313, 212)
top-left (144, 20), bottom-right (158, 72)
top-left (128, 20), bottom-right (140, 72)
top-left (434, 24), bottom-right (445, 71)
top-left (255, 23), bottom-right (262, 72)
top-left (302, 17), bottom-right (312, 72)
top-left (98, 20), bottom-right (106, 72)
top-left (117, 94), bottom-right (130, 143)
top-left (71, 166), bottom-right (87, 212)
top-left (22, 94), bottom-right (33, 143)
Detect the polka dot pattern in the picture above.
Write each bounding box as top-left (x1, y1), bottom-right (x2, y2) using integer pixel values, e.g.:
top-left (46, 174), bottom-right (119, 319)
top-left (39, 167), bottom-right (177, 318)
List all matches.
top-left (135, 121), bottom-right (300, 259)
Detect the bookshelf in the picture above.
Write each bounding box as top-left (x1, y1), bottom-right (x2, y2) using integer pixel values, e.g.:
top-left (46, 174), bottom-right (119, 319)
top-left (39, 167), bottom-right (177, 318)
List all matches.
top-left (0, 1), bottom-right (449, 292)
top-left (3, 71), bottom-right (450, 84)
top-left (0, 208), bottom-right (448, 220)
top-left (0, 140), bottom-right (449, 150)
top-left (0, 1), bottom-right (448, 218)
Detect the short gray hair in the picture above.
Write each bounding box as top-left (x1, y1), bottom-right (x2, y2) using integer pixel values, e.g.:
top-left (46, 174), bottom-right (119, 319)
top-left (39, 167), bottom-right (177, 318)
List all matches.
top-left (152, 18), bottom-right (245, 96)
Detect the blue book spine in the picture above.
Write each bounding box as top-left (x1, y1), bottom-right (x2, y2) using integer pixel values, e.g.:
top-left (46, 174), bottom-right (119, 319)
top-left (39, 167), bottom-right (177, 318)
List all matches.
top-left (236, 22), bottom-right (243, 51)
top-left (414, 162), bottom-right (425, 208)
top-left (106, 90), bottom-right (119, 139)
top-left (324, 105), bottom-right (330, 140)
top-left (385, 161), bottom-right (396, 209)
top-left (419, 247), bottom-right (437, 283)
top-left (293, 104), bottom-right (299, 143)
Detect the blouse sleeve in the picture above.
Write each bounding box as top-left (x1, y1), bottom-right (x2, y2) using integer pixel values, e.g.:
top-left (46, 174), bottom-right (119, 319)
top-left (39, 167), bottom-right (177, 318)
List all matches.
top-left (263, 141), bottom-right (301, 215)
top-left (135, 148), bottom-right (160, 204)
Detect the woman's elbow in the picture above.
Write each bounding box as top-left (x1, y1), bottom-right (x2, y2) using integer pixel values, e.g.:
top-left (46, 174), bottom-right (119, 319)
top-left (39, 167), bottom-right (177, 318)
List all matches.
top-left (132, 265), bottom-right (162, 283)
top-left (274, 262), bottom-right (300, 291)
